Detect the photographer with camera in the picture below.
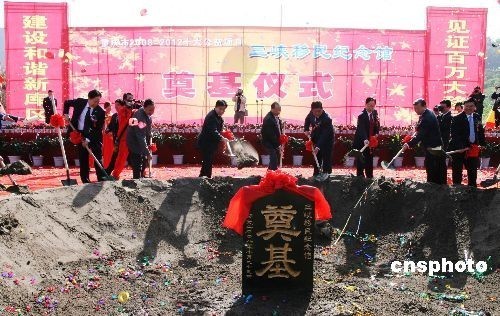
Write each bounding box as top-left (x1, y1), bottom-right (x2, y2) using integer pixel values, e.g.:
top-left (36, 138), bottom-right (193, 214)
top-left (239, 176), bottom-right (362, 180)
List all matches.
top-left (491, 85), bottom-right (500, 128)
top-left (469, 86), bottom-right (485, 119)
top-left (232, 88), bottom-right (247, 124)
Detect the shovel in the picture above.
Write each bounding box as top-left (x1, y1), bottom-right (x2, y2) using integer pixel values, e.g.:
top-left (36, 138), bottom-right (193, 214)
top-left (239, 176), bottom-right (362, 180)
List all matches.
top-left (381, 146), bottom-right (405, 170)
top-left (224, 139), bottom-right (236, 157)
top-left (480, 162), bottom-right (500, 188)
top-left (348, 143), bottom-right (369, 163)
top-left (310, 143), bottom-right (329, 181)
top-left (56, 108), bottom-right (77, 186)
top-left (82, 142), bottom-right (115, 181)
top-left (0, 156), bottom-right (30, 193)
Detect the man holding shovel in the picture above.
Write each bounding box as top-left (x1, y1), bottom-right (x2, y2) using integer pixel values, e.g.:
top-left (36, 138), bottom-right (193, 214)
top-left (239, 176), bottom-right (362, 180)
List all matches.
top-left (353, 97), bottom-right (379, 178)
top-left (402, 98), bottom-right (446, 185)
top-left (310, 101), bottom-right (334, 176)
top-left (64, 89), bottom-right (105, 183)
top-left (448, 98), bottom-right (485, 187)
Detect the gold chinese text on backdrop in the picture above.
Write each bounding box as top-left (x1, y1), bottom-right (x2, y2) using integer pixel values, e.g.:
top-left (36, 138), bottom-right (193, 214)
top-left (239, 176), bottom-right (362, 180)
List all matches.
top-left (443, 19), bottom-right (470, 104)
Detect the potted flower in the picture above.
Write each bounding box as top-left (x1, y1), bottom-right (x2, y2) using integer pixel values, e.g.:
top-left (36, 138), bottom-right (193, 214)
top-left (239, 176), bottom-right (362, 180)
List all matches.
top-left (29, 137), bottom-right (45, 167)
top-left (288, 137), bottom-right (306, 166)
top-left (413, 145), bottom-right (426, 168)
top-left (151, 131), bottom-right (166, 166)
top-left (166, 133), bottom-right (187, 165)
top-left (338, 136), bottom-right (355, 167)
top-left (2, 138), bottom-right (29, 163)
top-left (381, 134), bottom-right (405, 168)
top-left (480, 142), bottom-right (497, 169)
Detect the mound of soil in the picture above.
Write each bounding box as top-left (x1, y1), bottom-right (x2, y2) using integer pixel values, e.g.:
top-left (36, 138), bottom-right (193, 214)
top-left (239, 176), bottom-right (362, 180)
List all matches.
top-left (0, 176), bottom-right (498, 315)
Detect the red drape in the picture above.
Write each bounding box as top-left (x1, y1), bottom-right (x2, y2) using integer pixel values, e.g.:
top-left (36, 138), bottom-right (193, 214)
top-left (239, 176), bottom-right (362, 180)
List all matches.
top-left (223, 170), bottom-right (333, 235)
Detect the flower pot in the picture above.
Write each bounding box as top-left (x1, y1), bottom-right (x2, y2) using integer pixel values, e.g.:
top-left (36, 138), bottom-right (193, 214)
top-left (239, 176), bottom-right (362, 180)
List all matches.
top-left (344, 156), bottom-right (355, 167)
top-left (172, 154), bottom-right (184, 165)
top-left (74, 159), bottom-right (80, 167)
top-left (260, 155), bottom-right (270, 166)
top-left (292, 155), bottom-right (303, 166)
top-left (373, 156), bottom-right (380, 168)
top-left (152, 154), bottom-right (158, 166)
top-left (414, 156), bottom-right (425, 168)
top-left (32, 155), bottom-right (44, 167)
top-left (53, 156), bottom-right (64, 167)
top-left (393, 157), bottom-right (403, 168)
top-left (7, 155), bottom-right (21, 163)
top-left (230, 156), bottom-right (238, 167)
top-left (480, 157), bottom-right (490, 169)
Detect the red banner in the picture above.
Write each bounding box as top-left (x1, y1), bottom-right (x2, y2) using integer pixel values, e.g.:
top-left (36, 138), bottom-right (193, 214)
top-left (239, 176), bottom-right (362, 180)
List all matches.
top-left (425, 7), bottom-right (487, 108)
top-left (4, 4), bottom-right (487, 127)
top-left (4, 2), bottom-right (69, 120)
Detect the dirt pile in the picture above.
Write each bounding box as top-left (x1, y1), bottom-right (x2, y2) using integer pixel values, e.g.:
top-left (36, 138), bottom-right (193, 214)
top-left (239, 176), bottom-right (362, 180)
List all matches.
top-left (0, 176), bottom-right (498, 315)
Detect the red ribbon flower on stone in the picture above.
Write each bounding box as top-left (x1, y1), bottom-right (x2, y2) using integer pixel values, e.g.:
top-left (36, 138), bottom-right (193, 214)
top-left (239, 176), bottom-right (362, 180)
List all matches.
top-left (149, 143), bottom-right (158, 153)
top-left (69, 130), bottom-right (82, 145)
top-left (221, 130), bottom-right (235, 140)
top-left (50, 114), bottom-right (65, 128)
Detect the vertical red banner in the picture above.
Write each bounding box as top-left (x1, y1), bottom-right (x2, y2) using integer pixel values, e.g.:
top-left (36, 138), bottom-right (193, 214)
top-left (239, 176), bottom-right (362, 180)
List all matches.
top-left (4, 2), bottom-right (69, 119)
top-left (425, 7), bottom-right (487, 109)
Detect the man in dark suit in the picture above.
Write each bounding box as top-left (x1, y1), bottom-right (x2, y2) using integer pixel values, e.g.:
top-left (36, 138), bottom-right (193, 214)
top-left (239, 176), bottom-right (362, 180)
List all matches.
top-left (448, 98), bottom-right (486, 187)
top-left (42, 90), bottom-right (57, 124)
top-left (492, 86), bottom-right (500, 127)
top-left (353, 97), bottom-right (379, 178)
top-left (303, 110), bottom-right (315, 137)
top-left (469, 86), bottom-right (485, 119)
top-left (63, 89), bottom-right (105, 183)
top-left (261, 102), bottom-right (283, 171)
top-left (437, 99), bottom-right (452, 151)
top-left (197, 100), bottom-right (229, 178)
top-left (127, 99), bottom-right (155, 179)
top-left (310, 101), bottom-right (334, 175)
top-left (403, 98), bottom-right (447, 185)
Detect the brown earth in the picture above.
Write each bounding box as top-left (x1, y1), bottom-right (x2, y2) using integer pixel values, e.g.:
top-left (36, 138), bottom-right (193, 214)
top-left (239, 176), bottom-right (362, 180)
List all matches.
top-left (0, 176), bottom-right (498, 315)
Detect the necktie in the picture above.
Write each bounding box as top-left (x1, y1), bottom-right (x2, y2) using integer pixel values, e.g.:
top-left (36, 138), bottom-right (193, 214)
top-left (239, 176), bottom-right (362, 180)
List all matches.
top-left (468, 115), bottom-right (475, 143)
top-left (369, 113), bottom-right (374, 136)
top-left (85, 107), bottom-right (91, 130)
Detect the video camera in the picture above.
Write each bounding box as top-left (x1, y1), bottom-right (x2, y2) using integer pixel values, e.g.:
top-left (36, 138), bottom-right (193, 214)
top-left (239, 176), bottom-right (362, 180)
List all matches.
top-left (125, 99), bottom-right (143, 109)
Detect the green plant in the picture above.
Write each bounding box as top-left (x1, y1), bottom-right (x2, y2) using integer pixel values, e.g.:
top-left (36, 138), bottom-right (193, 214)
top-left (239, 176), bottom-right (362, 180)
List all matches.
top-left (152, 131), bottom-right (167, 146)
top-left (381, 134), bottom-right (404, 156)
top-left (288, 137), bottom-right (306, 155)
top-left (1, 138), bottom-right (30, 156)
top-left (480, 142), bottom-right (499, 158)
top-left (166, 134), bottom-right (187, 152)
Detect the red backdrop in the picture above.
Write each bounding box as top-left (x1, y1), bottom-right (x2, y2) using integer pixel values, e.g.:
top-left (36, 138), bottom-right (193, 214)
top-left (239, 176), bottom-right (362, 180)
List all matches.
top-left (4, 4), bottom-right (487, 126)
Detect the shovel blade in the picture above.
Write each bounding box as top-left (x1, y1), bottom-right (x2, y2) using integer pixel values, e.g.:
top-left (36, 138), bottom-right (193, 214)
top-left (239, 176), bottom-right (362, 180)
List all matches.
top-left (381, 161), bottom-right (395, 170)
top-left (480, 177), bottom-right (499, 188)
top-left (313, 173), bottom-right (329, 182)
top-left (61, 178), bottom-right (78, 186)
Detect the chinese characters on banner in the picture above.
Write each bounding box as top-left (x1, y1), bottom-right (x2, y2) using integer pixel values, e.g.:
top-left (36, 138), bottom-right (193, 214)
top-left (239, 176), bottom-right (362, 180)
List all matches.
top-left (4, 2), bottom-right (69, 120)
top-left (4, 5), bottom-right (486, 126)
top-left (425, 7), bottom-right (487, 109)
top-left (243, 190), bottom-right (314, 293)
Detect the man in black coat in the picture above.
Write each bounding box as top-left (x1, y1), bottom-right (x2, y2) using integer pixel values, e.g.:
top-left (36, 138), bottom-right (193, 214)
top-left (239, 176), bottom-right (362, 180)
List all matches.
top-left (127, 99), bottom-right (155, 179)
top-left (261, 102), bottom-right (282, 171)
top-left (469, 86), bottom-right (485, 119)
top-left (448, 98), bottom-right (486, 187)
top-left (492, 86), bottom-right (500, 128)
top-left (353, 97), bottom-right (379, 178)
top-left (197, 100), bottom-right (229, 178)
top-left (310, 101), bottom-right (334, 175)
top-left (42, 90), bottom-right (57, 124)
top-left (403, 98), bottom-right (447, 185)
top-left (303, 110), bottom-right (315, 137)
top-left (437, 99), bottom-right (452, 151)
top-left (63, 89), bottom-right (105, 183)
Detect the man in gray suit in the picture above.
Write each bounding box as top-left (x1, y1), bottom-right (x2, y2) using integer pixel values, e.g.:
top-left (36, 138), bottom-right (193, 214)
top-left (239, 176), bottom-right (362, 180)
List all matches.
top-left (127, 99), bottom-right (155, 179)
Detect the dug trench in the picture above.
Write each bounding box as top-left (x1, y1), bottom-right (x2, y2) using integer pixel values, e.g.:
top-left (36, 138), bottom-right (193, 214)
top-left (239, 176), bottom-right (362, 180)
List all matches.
top-left (0, 176), bottom-right (498, 315)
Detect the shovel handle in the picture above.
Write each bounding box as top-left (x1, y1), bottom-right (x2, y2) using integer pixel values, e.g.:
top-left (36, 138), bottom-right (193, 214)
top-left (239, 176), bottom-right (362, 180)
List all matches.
top-left (387, 146), bottom-right (406, 167)
top-left (225, 139), bottom-right (235, 156)
top-left (360, 143), bottom-right (369, 153)
top-left (446, 148), bottom-right (469, 155)
top-left (83, 143), bottom-right (109, 177)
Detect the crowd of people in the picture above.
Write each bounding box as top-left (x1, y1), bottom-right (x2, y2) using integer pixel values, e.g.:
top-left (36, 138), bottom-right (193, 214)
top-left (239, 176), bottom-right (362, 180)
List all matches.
top-left (1, 85), bottom-right (498, 187)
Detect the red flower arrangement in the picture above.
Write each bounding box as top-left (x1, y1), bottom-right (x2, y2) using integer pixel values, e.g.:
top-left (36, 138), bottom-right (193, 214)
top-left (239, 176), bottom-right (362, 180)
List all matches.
top-left (369, 136), bottom-right (379, 148)
top-left (402, 135), bottom-right (413, 143)
top-left (279, 134), bottom-right (289, 145)
top-left (149, 143), bottom-right (158, 153)
top-left (305, 140), bottom-right (313, 152)
top-left (49, 114), bottom-right (65, 128)
top-left (69, 130), bottom-right (82, 144)
top-left (221, 130), bottom-right (235, 140)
